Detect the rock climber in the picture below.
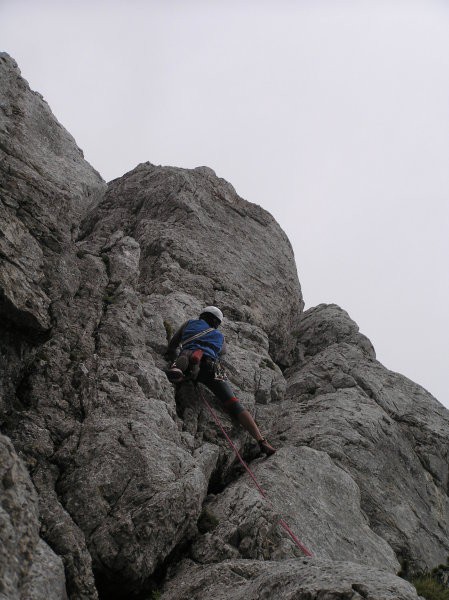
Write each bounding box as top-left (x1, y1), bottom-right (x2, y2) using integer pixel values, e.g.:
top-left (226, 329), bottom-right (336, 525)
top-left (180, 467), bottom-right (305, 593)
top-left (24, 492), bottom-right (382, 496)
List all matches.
top-left (164, 306), bottom-right (276, 456)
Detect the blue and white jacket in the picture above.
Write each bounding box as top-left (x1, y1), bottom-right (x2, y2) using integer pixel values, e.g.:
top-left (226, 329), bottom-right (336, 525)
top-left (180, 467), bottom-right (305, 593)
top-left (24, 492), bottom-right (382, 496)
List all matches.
top-left (168, 318), bottom-right (225, 360)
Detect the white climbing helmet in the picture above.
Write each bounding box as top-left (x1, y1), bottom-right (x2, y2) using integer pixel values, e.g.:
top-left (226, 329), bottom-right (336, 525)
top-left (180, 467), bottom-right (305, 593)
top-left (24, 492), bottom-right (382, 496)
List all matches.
top-left (200, 306), bottom-right (224, 323)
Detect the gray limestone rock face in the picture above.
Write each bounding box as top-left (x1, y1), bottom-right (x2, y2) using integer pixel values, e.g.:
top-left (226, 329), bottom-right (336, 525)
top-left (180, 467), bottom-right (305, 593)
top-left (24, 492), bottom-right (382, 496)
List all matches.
top-left (160, 558), bottom-right (420, 600)
top-left (0, 433), bottom-right (67, 600)
top-left (81, 160), bottom-right (304, 366)
top-left (50, 161), bottom-right (301, 594)
top-left (295, 303), bottom-right (376, 360)
top-left (176, 305), bottom-right (448, 590)
top-left (21, 539), bottom-right (68, 600)
top-left (1, 53), bottom-right (449, 600)
top-left (0, 52), bottom-right (105, 599)
top-left (0, 433), bottom-right (38, 599)
top-left (0, 53), bottom-right (301, 598)
top-left (0, 52), bottom-right (104, 333)
top-left (274, 304), bottom-right (449, 572)
top-left (190, 446), bottom-right (398, 572)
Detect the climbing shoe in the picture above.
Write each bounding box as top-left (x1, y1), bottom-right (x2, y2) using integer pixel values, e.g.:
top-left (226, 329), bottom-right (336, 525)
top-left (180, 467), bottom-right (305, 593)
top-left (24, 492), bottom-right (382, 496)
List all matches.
top-left (258, 438), bottom-right (276, 456)
top-left (165, 367), bottom-right (185, 384)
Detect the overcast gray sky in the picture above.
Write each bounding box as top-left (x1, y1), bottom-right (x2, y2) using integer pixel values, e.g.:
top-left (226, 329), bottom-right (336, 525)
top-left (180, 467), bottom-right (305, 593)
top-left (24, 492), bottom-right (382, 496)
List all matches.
top-left (2, 0), bottom-right (448, 407)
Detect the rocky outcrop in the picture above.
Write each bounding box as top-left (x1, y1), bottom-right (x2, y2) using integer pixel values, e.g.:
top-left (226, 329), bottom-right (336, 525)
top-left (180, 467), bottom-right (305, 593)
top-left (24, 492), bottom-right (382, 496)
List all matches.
top-left (0, 52), bottom-right (300, 598)
top-left (161, 558), bottom-right (420, 600)
top-left (1, 53), bottom-right (448, 600)
top-left (0, 433), bottom-right (67, 599)
top-left (283, 304), bottom-right (449, 570)
top-left (189, 445), bottom-right (398, 571)
top-left (174, 305), bottom-right (449, 596)
top-left (0, 52), bottom-right (105, 598)
top-left (52, 159), bottom-right (301, 597)
top-left (21, 539), bottom-right (68, 600)
top-left (0, 53), bottom-right (104, 334)
top-left (0, 432), bottom-right (38, 599)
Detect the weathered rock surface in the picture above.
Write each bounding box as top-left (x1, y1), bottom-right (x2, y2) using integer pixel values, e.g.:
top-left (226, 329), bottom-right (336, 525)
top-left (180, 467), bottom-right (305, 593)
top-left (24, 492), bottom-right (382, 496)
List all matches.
top-left (21, 539), bottom-right (68, 600)
top-left (161, 558), bottom-right (420, 600)
top-left (190, 445), bottom-right (398, 571)
top-left (0, 52), bottom-right (104, 334)
top-left (0, 432), bottom-right (38, 599)
top-left (0, 433), bottom-right (67, 599)
top-left (49, 159), bottom-right (301, 595)
top-left (0, 51), bottom-right (105, 600)
top-left (0, 53), bottom-right (301, 598)
top-left (279, 304), bottom-right (449, 571)
top-left (177, 309), bottom-right (449, 587)
top-left (1, 52), bottom-right (449, 600)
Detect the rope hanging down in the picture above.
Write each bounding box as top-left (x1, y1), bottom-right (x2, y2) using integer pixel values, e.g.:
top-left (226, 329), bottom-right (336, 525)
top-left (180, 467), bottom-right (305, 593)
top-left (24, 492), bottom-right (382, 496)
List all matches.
top-left (197, 385), bottom-right (313, 557)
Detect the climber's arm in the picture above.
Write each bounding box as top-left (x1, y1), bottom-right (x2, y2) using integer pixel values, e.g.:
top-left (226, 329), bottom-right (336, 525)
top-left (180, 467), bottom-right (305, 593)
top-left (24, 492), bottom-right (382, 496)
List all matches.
top-left (164, 321), bottom-right (189, 362)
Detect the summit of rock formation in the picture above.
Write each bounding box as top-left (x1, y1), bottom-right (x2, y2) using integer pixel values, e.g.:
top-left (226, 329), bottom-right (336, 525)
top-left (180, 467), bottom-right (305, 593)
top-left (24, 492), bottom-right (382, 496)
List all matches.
top-left (1, 52), bottom-right (448, 600)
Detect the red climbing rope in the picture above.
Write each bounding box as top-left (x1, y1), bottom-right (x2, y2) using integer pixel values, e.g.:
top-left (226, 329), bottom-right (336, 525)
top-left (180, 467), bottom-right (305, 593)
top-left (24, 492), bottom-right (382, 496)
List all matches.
top-left (198, 386), bottom-right (313, 557)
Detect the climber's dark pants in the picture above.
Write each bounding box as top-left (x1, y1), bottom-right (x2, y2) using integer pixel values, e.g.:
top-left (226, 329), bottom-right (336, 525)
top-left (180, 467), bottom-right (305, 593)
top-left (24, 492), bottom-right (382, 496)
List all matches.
top-left (196, 362), bottom-right (245, 417)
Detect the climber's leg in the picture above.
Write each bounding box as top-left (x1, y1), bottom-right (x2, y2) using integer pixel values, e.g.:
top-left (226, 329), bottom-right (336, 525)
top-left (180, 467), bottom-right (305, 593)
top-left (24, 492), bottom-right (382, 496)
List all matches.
top-left (235, 409), bottom-right (263, 441)
top-left (233, 406), bottom-right (276, 456)
top-left (200, 373), bottom-right (276, 455)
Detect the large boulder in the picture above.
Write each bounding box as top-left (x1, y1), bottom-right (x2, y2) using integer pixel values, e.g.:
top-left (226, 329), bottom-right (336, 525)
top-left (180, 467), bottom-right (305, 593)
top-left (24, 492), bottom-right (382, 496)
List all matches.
top-left (277, 304), bottom-right (449, 571)
top-left (190, 445), bottom-right (398, 572)
top-left (160, 558), bottom-right (420, 600)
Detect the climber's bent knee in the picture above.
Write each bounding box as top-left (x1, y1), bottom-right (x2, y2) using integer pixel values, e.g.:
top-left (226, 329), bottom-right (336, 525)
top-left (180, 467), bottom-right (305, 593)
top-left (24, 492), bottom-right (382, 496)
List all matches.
top-left (199, 377), bottom-right (246, 416)
top-left (223, 396), bottom-right (246, 416)
top-left (174, 353), bottom-right (189, 372)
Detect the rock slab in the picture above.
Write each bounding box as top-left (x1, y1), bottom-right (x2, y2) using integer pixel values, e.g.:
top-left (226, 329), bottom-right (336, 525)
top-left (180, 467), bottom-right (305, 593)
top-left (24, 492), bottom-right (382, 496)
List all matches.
top-left (161, 558), bottom-right (420, 600)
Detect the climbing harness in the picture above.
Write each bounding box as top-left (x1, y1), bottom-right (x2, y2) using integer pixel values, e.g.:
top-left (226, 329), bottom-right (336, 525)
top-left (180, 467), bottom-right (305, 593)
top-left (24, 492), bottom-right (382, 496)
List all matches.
top-left (166, 351), bottom-right (227, 385)
top-left (200, 355), bottom-right (227, 382)
top-left (212, 359), bottom-right (227, 381)
top-left (196, 384), bottom-right (313, 557)
top-left (165, 326), bottom-right (216, 383)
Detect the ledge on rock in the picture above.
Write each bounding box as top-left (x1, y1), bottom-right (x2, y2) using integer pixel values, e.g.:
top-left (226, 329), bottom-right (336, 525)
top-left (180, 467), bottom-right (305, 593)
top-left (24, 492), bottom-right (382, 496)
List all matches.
top-left (160, 558), bottom-right (420, 600)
